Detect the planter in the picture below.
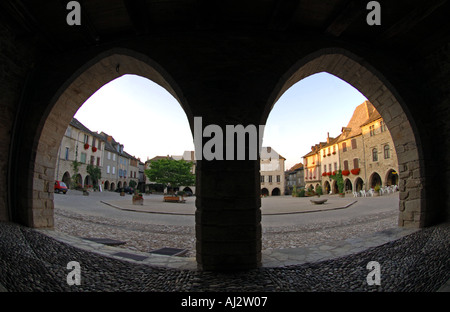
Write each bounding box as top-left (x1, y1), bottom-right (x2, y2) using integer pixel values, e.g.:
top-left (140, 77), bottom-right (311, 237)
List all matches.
top-left (310, 199), bottom-right (328, 205)
top-left (84, 143), bottom-right (89, 150)
top-left (132, 198), bottom-right (144, 205)
top-left (351, 168), bottom-right (361, 175)
top-left (342, 170), bottom-right (350, 176)
top-left (339, 193), bottom-right (345, 198)
top-left (83, 190), bottom-right (89, 196)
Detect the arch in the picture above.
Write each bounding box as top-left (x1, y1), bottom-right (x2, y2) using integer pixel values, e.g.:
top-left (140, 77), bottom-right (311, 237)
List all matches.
top-left (323, 181), bottom-right (331, 194)
top-left (385, 169), bottom-right (399, 186)
top-left (104, 181), bottom-right (110, 191)
top-left (61, 171), bottom-right (71, 189)
top-left (74, 174), bottom-right (82, 188)
top-left (261, 188), bottom-right (269, 196)
top-left (123, 181), bottom-right (127, 188)
top-left (344, 178), bottom-right (353, 192)
top-left (183, 187), bottom-right (193, 193)
top-left (332, 180), bottom-right (339, 194)
top-left (263, 48), bottom-right (425, 227)
top-left (84, 175), bottom-right (92, 187)
top-left (117, 181), bottom-right (122, 190)
top-left (110, 182), bottom-right (116, 192)
top-left (369, 172), bottom-right (382, 188)
top-left (355, 177), bottom-right (364, 192)
top-left (23, 48), bottom-right (191, 228)
top-left (271, 188), bottom-right (281, 196)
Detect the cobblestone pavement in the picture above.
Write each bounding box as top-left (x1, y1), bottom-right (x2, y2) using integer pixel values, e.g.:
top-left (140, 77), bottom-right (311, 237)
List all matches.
top-left (0, 192), bottom-right (449, 293)
top-left (0, 221), bottom-right (448, 292)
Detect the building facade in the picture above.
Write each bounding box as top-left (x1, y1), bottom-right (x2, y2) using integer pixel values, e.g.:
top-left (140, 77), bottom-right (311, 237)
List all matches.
top-left (55, 118), bottom-right (139, 192)
top-left (260, 147), bottom-right (285, 196)
top-left (302, 101), bottom-right (399, 195)
top-left (285, 163), bottom-right (304, 195)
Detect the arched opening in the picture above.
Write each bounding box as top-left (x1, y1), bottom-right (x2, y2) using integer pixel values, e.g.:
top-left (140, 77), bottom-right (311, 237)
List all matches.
top-left (261, 188), bottom-right (269, 197)
top-left (386, 169), bottom-right (399, 187)
top-left (344, 179), bottom-right (352, 193)
top-left (110, 182), bottom-right (115, 192)
top-left (84, 175), bottom-right (92, 188)
top-left (20, 50), bottom-right (192, 230)
top-left (104, 181), bottom-right (110, 191)
top-left (323, 181), bottom-right (331, 195)
top-left (355, 177), bottom-right (364, 192)
top-left (332, 180), bottom-right (339, 194)
top-left (263, 49), bottom-right (424, 228)
top-left (370, 172), bottom-right (382, 188)
top-left (74, 174), bottom-right (82, 189)
top-left (271, 188), bottom-right (281, 196)
top-left (61, 172), bottom-right (71, 189)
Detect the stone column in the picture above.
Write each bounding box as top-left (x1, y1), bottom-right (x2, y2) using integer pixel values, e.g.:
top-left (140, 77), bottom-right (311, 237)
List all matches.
top-left (195, 158), bottom-right (262, 271)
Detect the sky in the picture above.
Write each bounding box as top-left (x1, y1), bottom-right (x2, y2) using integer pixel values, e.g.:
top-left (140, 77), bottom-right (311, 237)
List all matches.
top-left (74, 72), bottom-right (367, 168)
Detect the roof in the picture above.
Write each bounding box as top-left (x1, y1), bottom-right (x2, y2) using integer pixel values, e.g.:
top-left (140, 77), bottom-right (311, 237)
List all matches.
top-left (69, 118), bottom-right (92, 134)
top-left (288, 163), bottom-right (303, 172)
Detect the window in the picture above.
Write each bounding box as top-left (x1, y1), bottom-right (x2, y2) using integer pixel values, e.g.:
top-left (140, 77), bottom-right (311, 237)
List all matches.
top-left (344, 160), bottom-right (349, 171)
top-left (119, 169), bottom-right (123, 177)
top-left (342, 142), bottom-right (347, 152)
top-left (380, 121), bottom-right (387, 132)
top-left (353, 158), bottom-right (359, 169)
top-left (80, 153), bottom-right (86, 164)
top-left (90, 155), bottom-right (95, 165)
top-left (97, 157), bottom-right (100, 166)
top-left (268, 176), bottom-right (272, 183)
top-left (328, 164), bottom-right (332, 172)
top-left (333, 145), bottom-right (336, 154)
top-left (372, 148), bottom-right (378, 162)
top-left (276, 175), bottom-right (280, 183)
top-left (384, 145), bottom-right (390, 159)
top-left (107, 165), bottom-right (110, 174)
top-left (108, 152), bottom-right (111, 160)
top-left (65, 147), bottom-right (69, 160)
top-left (92, 137), bottom-right (96, 148)
top-left (261, 175), bottom-right (264, 183)
top-left (83, 134), bottom-right (89, 144)
top-left (324, 165), bottom-right (327, 173)
top-left (351, 139), bottom-right (357, 149)
top-left (334, 162), bottom-right (337, 171)
top-left (113, 154), bottom-right (116, 161)
top-left (112, 167), bottom-right (115, 175)
top-left (369, 125), bottom-right (375, 136)
top-left (124, 170), bottom-right (127, 178)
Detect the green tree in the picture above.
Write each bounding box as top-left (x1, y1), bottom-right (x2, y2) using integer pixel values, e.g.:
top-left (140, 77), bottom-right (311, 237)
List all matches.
top-left (330, 170), bottom-right (345, 194)
top-left (71, 160), bottom-right (81, 189)
top-left (144, 158), bottom-right (195, 194)
top-left (86, 164), bottom-right (102, 190)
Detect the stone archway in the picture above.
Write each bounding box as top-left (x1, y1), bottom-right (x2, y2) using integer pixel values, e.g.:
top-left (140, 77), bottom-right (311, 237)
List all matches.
top-left (344, 178), bottom-right (353, 192)
top-left (23, 49), bottom-right (191, 229)
top-left (263, 49), bottom-right (426, 227)
top-left (261, 188), bottom-right (269, 196)
top-left (323, 181), bottom-right (331, 194)
top-left (104, 181), bottom-right (110, 191)
top-left (355, 177), bottom-right (364, 192)
top-left (271, 188), bottom-right (281, 196)
top-left (370, 172), bottom-right (382, 188)
top-left (386, 169), bottom-right (399, 186)
top-left (61, 172), bottom-right (71, 189)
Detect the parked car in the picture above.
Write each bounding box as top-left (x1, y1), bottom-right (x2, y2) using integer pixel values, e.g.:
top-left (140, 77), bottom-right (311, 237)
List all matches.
top-left (54, 181), bottom-right (68, 194)
top-left (115, 187), bottom-right (134, 194)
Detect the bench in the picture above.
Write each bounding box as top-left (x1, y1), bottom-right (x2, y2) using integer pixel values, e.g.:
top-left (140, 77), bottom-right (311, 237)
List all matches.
top-left (163, 196), bottom-right (186, 203)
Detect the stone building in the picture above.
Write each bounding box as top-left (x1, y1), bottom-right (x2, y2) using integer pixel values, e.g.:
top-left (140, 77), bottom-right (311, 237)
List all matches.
top-left (285, 162), bottom-right (304, 195)
top-left (360, 109), bottom-right (399, 189)
top-left (54, 118), bottom-right (104, 189)
top-left (260, 147), bottom-right (285, 196)
top-left (302, 143), bottom-right (324, 192)
top-left (320, 134), bottom-right (340, 194)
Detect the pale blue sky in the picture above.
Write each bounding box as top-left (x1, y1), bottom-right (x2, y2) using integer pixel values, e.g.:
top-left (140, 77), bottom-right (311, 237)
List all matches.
top-left (74, 72), bottom-right (367, 168)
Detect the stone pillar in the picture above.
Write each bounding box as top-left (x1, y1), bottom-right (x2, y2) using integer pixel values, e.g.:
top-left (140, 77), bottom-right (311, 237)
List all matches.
top-left (195, 158), bottom-right (262, 271)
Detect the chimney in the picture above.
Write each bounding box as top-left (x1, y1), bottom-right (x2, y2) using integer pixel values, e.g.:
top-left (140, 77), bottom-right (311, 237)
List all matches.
top-left (107, 136), bottom-right (112, 142)
top-left (327, 132), bottom-right (330, 143)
